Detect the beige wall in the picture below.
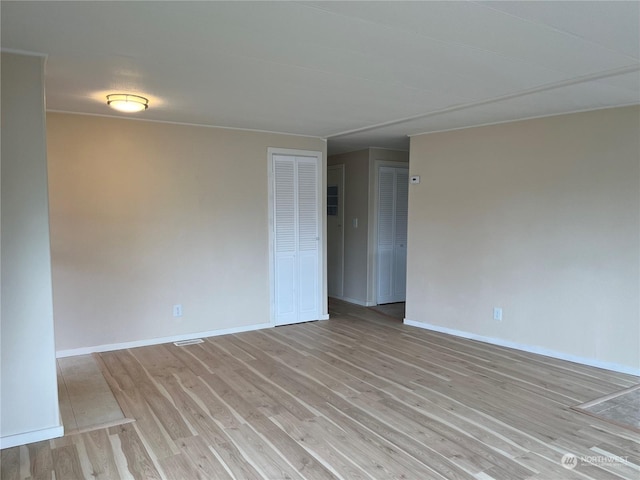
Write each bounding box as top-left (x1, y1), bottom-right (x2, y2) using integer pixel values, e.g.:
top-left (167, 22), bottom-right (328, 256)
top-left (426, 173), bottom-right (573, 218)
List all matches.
top-left (328, 149), bottom-right (370, 304)
top-left (406, 106), bottom-right (640, 373)
top-left (47, 113), bottom-right (326, 353)
top-left (1, 53), bottom-right (61, 446)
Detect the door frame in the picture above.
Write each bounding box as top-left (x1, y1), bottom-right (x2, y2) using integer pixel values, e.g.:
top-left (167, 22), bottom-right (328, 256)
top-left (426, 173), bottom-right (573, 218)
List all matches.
top-left (327, 164), bottom-right (345, 299)
top-left (267, 147), bottom-right (327, 326)
top-left (368, 161), bottom-right (409, 306)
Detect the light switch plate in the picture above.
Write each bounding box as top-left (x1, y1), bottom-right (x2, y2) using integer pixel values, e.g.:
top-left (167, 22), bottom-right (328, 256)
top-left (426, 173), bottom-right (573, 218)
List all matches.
top-left (410, 175), bottom-right (420, 184)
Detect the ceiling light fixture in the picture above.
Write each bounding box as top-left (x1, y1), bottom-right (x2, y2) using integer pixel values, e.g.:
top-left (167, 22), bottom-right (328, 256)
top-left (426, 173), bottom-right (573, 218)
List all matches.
top-left (106, 94), bottom-right (149, 113)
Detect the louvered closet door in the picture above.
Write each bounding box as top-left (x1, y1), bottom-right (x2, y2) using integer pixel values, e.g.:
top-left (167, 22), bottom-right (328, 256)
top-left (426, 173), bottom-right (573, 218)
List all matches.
top-left (273, 155), bottom-right (320, 326)
top-left (274, 157), bottom-right (297, 325)
top-left (377, 166), bottom-right (408, 304)
top-left (377, 168), bottom-right (395, 303)
top-left (296, 158), bottom-right (319, 321)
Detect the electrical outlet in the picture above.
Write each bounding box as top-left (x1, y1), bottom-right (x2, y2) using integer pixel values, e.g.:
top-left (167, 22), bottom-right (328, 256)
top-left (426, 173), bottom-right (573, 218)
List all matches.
top-left (493, 307), bottom-right (503, 322)
top-left (173, 304), bottom-right (183, 317)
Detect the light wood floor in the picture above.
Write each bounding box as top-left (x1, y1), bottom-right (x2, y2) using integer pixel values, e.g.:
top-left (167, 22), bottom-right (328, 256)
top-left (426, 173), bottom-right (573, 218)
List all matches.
top-left (369, 302), bottom-right (405, 322)
top-left (57, 355), bottom-right (132, 434)
top-left (2, 299), bottom-right (639, 479)
top-left (573, 385), bottom-right (640, 434)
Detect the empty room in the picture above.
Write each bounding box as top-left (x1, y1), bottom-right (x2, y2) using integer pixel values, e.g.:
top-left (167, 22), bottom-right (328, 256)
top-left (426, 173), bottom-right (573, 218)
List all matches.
top-left (1, 2), bottom-right (639, 479)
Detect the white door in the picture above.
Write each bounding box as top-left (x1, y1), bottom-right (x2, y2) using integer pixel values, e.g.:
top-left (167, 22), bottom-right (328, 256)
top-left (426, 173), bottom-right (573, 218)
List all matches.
top-left (377, 166), bottom-right (408, 304)
top-left (327, 165), bottom-right (344, 298)
top-left (271, 152), bottom-right (321, 326)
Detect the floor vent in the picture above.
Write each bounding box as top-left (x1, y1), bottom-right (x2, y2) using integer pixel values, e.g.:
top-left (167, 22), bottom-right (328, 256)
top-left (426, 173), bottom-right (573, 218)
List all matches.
top-left (173, 339), bottom-right (204, 347)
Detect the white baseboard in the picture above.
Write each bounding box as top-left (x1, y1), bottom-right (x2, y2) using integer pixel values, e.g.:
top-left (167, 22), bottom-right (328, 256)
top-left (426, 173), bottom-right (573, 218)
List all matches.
top-left (318, 314), bottom-right (330, 321)
top-left (329, 296), bottom-right (376, 307)
top-left (1, 424), bottom-right (64, 449)
top-left (56, 322), bottom-right (273, 358)
top-left (403, 319), bottom-right (640, 377)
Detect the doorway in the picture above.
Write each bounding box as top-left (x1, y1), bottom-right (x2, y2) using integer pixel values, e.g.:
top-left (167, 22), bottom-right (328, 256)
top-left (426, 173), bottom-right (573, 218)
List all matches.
top-left (327, 165), bottom-right (344, 298)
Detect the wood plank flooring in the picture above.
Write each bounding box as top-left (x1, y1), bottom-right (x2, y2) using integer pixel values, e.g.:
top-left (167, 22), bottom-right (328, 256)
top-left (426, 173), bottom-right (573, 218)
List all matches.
top-left (57, 355), bottom-right (133, 434)
top-left (2, 299), bottom-right (639, 479)
top-left (573, 385), bottom-right (640, 434)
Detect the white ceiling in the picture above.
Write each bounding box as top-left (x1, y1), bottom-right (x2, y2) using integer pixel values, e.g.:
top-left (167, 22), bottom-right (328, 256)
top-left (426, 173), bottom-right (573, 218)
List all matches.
top-left (2, 1), bottom-right (639, 154)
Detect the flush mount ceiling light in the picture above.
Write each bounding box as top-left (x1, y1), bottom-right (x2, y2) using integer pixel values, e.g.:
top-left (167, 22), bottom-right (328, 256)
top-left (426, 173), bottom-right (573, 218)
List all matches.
top-left (106, 94), bottom-right (149, 113)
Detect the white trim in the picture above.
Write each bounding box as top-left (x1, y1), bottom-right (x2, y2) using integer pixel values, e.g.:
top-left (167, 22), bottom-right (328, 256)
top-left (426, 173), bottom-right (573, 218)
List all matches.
top-left (46, 110), bottom-right (324, 140)
top-left (318, 314), bottom-right (330, 321)
top-left (267, 150), bottom-right (277, 327)
top-left (0, 48), bottom-right (47, 58)
top-left (329, 295), bottom-right (376, 307)
top-left (367, 146), bottom-right (410, 153)
top-left (407, 103), bottom-right (640, 138)
top-left (326, 64), bottom-right (640, 139)
top-left (1, 425), bottom-right (64, 449)
top-left (403, 319), bottom-right (640, 377)
top-left (56, 322), bottom-right (272, 358)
